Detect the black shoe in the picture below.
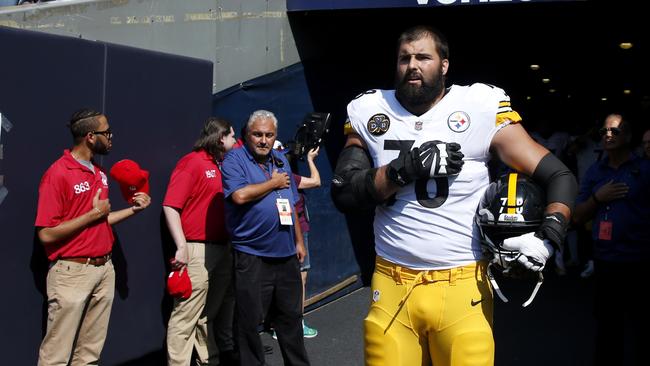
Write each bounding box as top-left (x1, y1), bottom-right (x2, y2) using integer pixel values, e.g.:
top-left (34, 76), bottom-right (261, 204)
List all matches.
top-left (219, 349), bottom-right (240, 366)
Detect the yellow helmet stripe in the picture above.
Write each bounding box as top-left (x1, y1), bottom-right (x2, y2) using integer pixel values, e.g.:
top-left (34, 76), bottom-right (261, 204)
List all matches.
top-left (507, 173), bottom-right (518, 214)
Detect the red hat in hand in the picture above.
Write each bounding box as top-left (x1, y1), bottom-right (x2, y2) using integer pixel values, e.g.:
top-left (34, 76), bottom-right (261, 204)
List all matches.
top-left (109, 159), bottom-right (150, 204)
top-left (166, 268), bottom-right (192, 299)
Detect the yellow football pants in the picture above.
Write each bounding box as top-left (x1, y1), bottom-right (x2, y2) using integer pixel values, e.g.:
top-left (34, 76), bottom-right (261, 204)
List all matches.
top-left (365, 257), bottom-right (494, 366)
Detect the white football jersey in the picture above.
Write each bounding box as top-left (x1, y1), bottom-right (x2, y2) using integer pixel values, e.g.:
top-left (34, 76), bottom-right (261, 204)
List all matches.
top-left (346, 84), bottom-right (521, 270)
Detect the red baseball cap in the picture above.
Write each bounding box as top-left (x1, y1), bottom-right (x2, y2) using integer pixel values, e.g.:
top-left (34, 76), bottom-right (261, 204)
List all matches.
top-left (109, 159), bottom-right (150, 204)
top-left (166, 268), bottom-right (192, 299)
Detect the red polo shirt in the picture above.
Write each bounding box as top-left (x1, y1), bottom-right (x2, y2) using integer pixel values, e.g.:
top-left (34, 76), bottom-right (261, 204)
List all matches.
top-left (163, 150), bottom-right (228, 242)
top-left (35, 150), bottom-right (114, 261)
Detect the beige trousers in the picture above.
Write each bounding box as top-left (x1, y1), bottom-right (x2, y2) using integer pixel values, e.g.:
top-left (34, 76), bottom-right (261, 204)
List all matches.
top-left (167, 242), bottom-right (234, 366)
top-left (38, 259), bottom-right (115, 366)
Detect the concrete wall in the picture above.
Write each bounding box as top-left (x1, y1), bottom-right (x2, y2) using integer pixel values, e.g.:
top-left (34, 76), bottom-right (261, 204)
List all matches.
top-left (0, 0), bottom-right (300, 94)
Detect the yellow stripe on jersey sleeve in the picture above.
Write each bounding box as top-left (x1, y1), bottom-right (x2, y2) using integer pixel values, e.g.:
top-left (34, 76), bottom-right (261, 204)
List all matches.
top-left (498, 101), bottom-right (511, 108)
top-left (495, 110), bottom-right (522, 126)
top-left (343, 118), bottom-right (356, 135)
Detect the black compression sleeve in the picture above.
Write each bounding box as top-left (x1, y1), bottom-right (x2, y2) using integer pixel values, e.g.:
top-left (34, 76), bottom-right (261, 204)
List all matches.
top-left (331, 145), bottom-right (383, 212)
top-left (531, 153), bottom-right (578, 212)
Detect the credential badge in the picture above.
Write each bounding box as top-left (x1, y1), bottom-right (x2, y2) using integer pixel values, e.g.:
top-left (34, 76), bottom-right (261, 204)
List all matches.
top-left (367, 113), bottom-right (390, 136)
top-left (447, 111), bottom-right (471, 133)
top-left (415, 121), bottom-right (423, 131)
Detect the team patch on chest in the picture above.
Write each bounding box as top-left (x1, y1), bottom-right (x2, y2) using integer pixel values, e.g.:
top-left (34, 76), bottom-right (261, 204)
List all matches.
top-left (367, 113), bottom-right (390, 136)
top-left (447, 111), bottom-right (471, 133)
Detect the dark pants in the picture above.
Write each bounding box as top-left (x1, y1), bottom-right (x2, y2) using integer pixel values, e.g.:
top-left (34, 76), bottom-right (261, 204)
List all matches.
top-left (577, 225), bottom-right (593, 262)
top-left (593, 260), bottom-right (650, 366)
top-left (234, 251), bottom-right (309, 366)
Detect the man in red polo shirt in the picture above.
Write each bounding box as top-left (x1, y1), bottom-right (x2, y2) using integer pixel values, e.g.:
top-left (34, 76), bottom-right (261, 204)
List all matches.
top-left (163, 117), bottom-right (237, 366)
top-left (35, 108), bottom-right (151, 366)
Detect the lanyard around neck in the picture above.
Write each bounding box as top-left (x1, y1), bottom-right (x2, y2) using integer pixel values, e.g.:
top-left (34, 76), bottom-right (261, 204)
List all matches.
top-left (257, 157), bottom-right (274, 180)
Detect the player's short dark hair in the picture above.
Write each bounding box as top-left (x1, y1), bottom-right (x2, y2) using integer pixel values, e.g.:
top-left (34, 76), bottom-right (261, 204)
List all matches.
top-left (68, 108), bottom-right (102, 143)
top-left (397, 25), bottom-right (449, 60)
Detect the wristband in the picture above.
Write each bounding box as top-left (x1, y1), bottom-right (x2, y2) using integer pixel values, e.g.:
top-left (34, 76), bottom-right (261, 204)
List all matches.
top-left (535, 212), bottom-right (568, 250)
top-left (591, 193), bottom-right (601, 205)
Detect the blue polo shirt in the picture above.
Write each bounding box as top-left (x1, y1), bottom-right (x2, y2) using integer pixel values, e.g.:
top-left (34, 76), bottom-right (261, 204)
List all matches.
top-left (576, 154), bottom-right (650, 262)
top-left (221, 146), bottom-right (299, 257)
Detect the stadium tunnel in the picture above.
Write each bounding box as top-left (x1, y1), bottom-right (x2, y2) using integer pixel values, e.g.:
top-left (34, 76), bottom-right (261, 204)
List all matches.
top-left (285, 0), bottom-right (649, 294)
top-left (0, 0), bottom-right (648, 364)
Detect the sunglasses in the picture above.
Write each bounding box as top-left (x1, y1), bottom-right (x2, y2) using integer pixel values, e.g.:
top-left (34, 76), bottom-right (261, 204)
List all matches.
top-left (92, 128), bottom-right (113, 139)
top-left (598, 127), bottom-right (621, 137)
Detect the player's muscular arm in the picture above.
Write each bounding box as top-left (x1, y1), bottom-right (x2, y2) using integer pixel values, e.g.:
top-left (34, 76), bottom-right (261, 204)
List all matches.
top-left (331, 133), bottom-right (386, 211)
top-left (334, 135), bottom-right (401, 201)
top-left (343, 133), bottom-right (401, 200)
top-left (345, 134), bottom-right (463, 200)
top-left (493, 122), bottom-right (577, 251)
top-left (491, 123), bottom-right (572, 220)
top-left (332, 133), bottom-right (464, 212)
top-left (491, 123), bottom-right (548, 175)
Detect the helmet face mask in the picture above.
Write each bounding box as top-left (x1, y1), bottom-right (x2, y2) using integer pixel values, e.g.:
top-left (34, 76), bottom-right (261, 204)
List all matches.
top-left (477, 225), bottom-right (519, 271)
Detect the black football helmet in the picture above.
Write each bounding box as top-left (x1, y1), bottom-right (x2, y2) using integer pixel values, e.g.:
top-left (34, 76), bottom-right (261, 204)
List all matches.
top-left (289, 112), bottom-right (331, 160)
top-left (476, 172), bottom-right (546, 307)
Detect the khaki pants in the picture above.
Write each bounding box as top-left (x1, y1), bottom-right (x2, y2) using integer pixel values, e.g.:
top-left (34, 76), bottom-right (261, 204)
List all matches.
top-left (38, 259), bottom-right (115, 366)
top-left (167, 242), bottom-right (234, 366)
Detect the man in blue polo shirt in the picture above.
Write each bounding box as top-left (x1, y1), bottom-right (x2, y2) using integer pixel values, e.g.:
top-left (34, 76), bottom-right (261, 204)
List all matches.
top-left (221, 110), bottom-right (309, 366)
top-left (573, 113), bottom-right (650, 366)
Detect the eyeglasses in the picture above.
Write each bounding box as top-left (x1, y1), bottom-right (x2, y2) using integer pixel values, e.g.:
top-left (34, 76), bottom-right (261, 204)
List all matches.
top-left (92, 128), bottom-right (113, 139)
top-left (598, 127), bottom-right (621, 137)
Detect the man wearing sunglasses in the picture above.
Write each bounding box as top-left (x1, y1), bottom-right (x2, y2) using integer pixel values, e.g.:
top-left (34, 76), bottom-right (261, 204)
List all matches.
top-left (34, 108), bottom-right (151, 365)
top-left (573, 113), bottom-right (650, 366)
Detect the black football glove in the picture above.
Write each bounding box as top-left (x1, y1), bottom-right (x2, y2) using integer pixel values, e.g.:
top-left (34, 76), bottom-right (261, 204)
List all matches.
top-left (386, 140), bottom-right (464, 187)
top-left (419, 141), bottom-right (464, 177)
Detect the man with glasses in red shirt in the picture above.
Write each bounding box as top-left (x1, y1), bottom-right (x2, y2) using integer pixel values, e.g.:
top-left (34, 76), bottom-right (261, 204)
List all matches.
top-left (35, 108), bottom-right (151, 366)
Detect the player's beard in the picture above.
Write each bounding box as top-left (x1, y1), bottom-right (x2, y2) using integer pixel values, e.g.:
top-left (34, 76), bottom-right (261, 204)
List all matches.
top-left (92, 139), bottom-right (111, 155)
top-left (395, 65), bottom-right (445, 109)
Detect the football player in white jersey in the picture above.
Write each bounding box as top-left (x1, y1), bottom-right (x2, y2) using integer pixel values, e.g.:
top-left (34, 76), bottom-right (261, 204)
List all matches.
top-left (331, 25), bottom-right (577, 366)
